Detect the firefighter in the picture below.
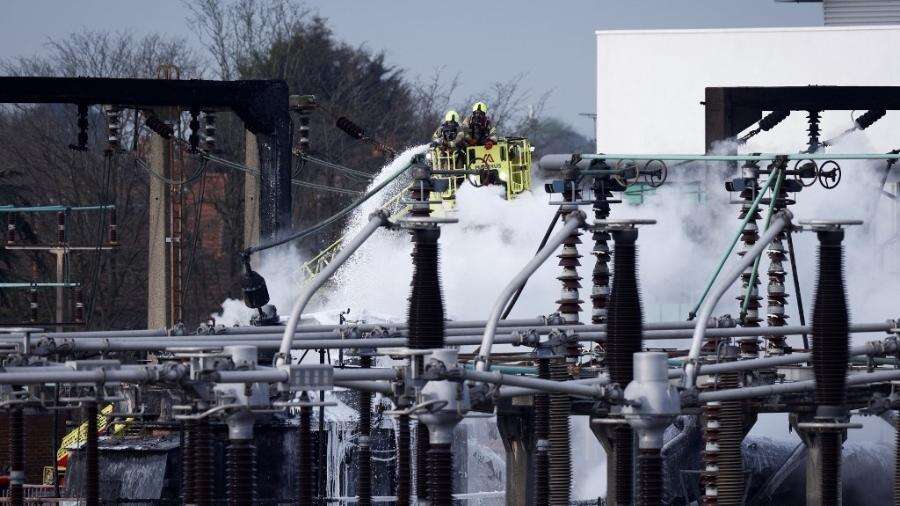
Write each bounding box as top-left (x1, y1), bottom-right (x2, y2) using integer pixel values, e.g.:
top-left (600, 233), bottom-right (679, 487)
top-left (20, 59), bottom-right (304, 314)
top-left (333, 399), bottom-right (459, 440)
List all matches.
top-left (462, 101), bottom-right (497, 148)
top-left (431, 110), bottom-right (463, 148)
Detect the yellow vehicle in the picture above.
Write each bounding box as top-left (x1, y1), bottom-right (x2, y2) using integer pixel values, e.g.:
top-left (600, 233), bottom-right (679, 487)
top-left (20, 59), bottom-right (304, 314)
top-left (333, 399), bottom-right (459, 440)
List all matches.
top-left (429, 137), bottom-right (533, 213)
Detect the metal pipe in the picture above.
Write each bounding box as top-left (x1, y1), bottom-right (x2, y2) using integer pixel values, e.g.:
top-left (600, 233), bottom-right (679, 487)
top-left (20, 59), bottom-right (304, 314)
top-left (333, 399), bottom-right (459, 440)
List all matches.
top-left (334, 381), bottom-right (394, 394)
top-left (684, 210), bottom-right (793, 389)
top-left (495, 375), bottom-right (611, 398)
top-left (288, 317), bottom-right (547, 334)
top-left (579, 152), bottom-right (900, 162)
top-left (475, 211), bottom-right (585, 371)
top-left (0, 365), bottom-right (184, 384)
top-left (50, 317), bottom-right (715, 339)
top-left (455, 368), bottom-right (602, 398)
top-left (695, 338), bottom-right (898, 376)
top-left (38, 328), bottom-right (169, 339)
top-left (35, 319), bottom-right (721, 342)
top-left (689, 170), bottom-right (778, 318)
top-left (213, 367), bottom-right (397, 384)
top-left (32, 321), bottom-right (893, 354)
top-left (277, 211), bottom-right (388, 368)
top-left (697, 369), bottom-right (900, 402)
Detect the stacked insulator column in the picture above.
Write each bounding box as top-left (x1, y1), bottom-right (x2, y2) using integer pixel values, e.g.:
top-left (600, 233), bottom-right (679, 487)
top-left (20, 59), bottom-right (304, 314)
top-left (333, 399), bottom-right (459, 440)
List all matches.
top-left (298, 394), bottom-right (314, 506)
top-left (701, 401), bottom-right (721, 505)
top-left (590, 179), bottom-right (613, 326)
top-left (548, 358), bottom-right (572, 505)
top-left (71, 103), bottom-right (89, 151)
top-left (203, 111), bottom-right (216, 152)
top-left (29, 288), bottom-right (39, 323)
top-left (428, 443), bottom-right (453, 506)
top-left (188, 109), bottom-right (201, 153)
top-left (556, 169), bottom-right (583, 336)
top-left (894, 415), bottom-right (900, 506)
top-left (735, 161), bottom-right (762, 357)
top-left (357, 355), bottom-right (373, 506)
top-left (808, 110), bottom-right (822, 153)
top-left (107, 208), bottom-right (118, 246)
top-left (57, 211), bottom-right (66, 245)
top-left (182, 421), bottom-right (195, 504)
top-left (85, 402), bottom-right (99, 506)
top-left (714, 372), bottom-right (744, 505)
top-left (638, 448), bottom-right (662, 506)
top-left (396, 414), bottom-right (411, 506)
top-left (405, 161), bottom-right (446, 503)
top-left (227, 440), bottom-right (256, 505)
top-left (104, 105), bottom-right (120, 152)
top-left (415, 423), bottom-right (430, 502)
top-left (6, 213), bottom-right (16, 243)
top-left (191, 418), bottom-right (214, 505)
top-left (606, 226), bottom-right (644, 506)
top-left (764, 179), bottom-right (791, 354)
top-left (809, 225), bottom-right (850, 506)
top-left (297, 114), bottom-right (311, 154)
top-left (812, 227), bottom-right (849, 412)
top-left (73, 286), bottom-right (85, 324)
top-left (8, 407), bottom-right (24, 506)
top-left (533, 357), bottom-right (550, 506)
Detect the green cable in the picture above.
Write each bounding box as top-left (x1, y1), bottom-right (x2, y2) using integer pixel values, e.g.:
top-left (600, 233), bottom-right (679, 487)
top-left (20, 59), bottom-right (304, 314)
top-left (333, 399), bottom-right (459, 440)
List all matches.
top-left (740, 167), bottom-right (786, 319)
top-left (687, 171), bottom-right (779, 319)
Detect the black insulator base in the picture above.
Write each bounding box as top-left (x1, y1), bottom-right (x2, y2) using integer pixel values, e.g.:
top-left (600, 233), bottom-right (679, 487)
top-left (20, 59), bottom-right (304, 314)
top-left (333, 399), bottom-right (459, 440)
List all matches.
top-left (549, 360), bottom-right (572, 505)
top-left (357, 443), bottom-right (372, 506)
top-left (894, 416), bottom-right (900, 506)
top-left (298, 405), bottom-right (314, 506)
top-left (428, 443), bottom-right (453, 506)
top-left (534, 359), bottom-right (550, 505)
top-left (85, 403), bottom-right (99, 506)
top-left (407, 235), bottom-right (445, 350)
top-left (819, 432), bottom-right (843, 506)
top-left (812, 231), bottom-right (849, 408)
top-left (638, 449), bottom-right (662, 506)
top-left (416, 422), bottom-right (430, 500)
top-left (358, 356), bottom-right (373, 506)
top-left (717, 373), bottom-right (745, 505)
top-left (613, 426), bottom-right (634, 506)
top-left (534, 448), bottom-right (550, 506)
top-left (396, 415), bottom-right (411, 506)
top-left (192, 418), bottom-right (214, 505)
top-left (182, 421), bottom-right (195, 504)
top-left (9, 407), bottom-right (24, 506)
top-left (607, 230), bottom-right (643, 387)
top-left (227, 440), bottom-right (256, 505)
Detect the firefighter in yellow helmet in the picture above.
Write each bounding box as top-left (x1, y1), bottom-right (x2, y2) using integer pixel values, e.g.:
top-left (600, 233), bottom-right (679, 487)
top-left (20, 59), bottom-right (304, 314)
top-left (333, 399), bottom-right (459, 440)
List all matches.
top-left (462, 101), bottom-right (498, 148)
top-left (431, 110), bottom-right (464, 148)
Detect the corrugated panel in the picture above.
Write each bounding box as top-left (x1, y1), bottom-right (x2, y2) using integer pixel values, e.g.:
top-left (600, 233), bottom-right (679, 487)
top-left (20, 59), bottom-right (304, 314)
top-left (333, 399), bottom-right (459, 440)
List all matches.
top-left (824, 0), bottom-right (900, 25)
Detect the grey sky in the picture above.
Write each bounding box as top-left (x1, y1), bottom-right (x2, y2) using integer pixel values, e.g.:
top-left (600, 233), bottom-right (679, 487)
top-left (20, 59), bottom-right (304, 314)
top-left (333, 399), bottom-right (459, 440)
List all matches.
top-left (2, 1), bottom-right (822, 136)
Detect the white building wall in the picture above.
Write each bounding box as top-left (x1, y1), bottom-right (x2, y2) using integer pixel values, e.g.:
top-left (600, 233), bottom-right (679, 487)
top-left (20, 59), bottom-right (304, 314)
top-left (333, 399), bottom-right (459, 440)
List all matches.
top-left (595, 25), bottom-right (900, 154)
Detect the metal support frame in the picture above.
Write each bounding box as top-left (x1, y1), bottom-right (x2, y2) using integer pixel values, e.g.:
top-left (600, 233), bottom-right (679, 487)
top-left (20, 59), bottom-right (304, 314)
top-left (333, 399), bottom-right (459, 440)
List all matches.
top-left (0, 76), bottom-right (292, 239)
top-left (705, 85), bottom-right (900, 151)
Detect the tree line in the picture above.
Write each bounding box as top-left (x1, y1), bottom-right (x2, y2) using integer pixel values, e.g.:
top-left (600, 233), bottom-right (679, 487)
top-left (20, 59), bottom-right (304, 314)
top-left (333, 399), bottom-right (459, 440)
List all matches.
top-left (0, 0), bottom-right (592, 328)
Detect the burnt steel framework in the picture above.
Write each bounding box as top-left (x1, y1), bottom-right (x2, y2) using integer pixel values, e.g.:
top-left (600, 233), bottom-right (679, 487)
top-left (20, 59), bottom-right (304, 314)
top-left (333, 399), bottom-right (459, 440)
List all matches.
top-left (0, 76), bottom-right (292, 240)
top-left (705, 85), bottom-right (900, 150)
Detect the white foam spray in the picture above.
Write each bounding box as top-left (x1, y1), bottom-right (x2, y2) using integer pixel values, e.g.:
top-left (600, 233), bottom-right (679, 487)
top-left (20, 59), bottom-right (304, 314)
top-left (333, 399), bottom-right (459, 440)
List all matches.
top-left (211, 125), bottom-right (898, 500)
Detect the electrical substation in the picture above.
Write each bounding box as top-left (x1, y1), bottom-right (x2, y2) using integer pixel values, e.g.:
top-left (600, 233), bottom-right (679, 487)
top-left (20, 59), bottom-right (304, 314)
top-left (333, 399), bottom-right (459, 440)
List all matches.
top-left (2, 7), bottom-right (900, 506)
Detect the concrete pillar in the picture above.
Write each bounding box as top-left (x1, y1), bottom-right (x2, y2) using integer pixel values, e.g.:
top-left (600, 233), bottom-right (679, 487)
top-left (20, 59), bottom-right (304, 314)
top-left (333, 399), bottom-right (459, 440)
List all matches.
top-left (496, 400), bottom-right (534, 506)
top-left (147, 120), bottom-right (172, 329)
top-left (244, 131), bottom-right (261, 269)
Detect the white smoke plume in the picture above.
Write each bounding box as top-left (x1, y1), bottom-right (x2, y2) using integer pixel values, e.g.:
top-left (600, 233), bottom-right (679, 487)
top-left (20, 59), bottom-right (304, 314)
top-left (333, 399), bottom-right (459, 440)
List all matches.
top-left (211, 121), bottom-right (898, 500)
